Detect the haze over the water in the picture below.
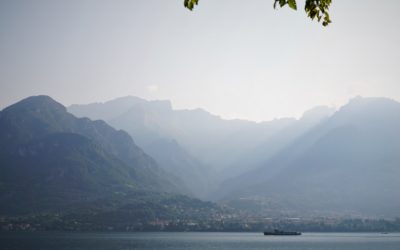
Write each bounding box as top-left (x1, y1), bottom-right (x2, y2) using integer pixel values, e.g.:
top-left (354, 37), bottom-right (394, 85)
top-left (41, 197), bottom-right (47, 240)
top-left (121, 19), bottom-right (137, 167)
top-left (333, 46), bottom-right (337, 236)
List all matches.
top-left (1, 0), bottom-right (399, 121)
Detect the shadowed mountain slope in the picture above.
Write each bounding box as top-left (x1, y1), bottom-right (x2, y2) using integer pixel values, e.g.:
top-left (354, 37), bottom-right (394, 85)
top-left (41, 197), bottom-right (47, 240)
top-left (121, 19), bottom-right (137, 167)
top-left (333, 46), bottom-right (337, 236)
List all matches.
top-left (0, 96), bottom-right (184, 215)
top-left (219, 97), bottom-right (400, 217)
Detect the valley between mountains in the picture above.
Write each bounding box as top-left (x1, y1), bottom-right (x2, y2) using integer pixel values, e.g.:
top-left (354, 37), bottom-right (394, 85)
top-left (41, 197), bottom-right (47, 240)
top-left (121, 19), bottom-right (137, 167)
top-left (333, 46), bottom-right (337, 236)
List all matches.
top-left (1, 95), bottom-right (400, 231)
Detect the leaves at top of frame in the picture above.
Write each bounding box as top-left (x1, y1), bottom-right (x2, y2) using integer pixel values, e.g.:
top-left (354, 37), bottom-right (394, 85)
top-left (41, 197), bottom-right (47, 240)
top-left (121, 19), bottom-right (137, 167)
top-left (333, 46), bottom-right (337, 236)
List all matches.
top-left (184, 0), bottom-right (199, 11)
top-left (185, 0), bottom-right (332, 26)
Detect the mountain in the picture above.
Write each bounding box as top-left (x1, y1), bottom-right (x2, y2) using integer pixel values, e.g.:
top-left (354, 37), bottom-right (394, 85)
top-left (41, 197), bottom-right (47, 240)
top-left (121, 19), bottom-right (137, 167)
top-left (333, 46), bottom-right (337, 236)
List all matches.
top-left (68, 96), bottom-right (333, 198)
top-left (142, 138), bottom-right (216, 198)
top-left (219, 97), bottom-right (400, 217)
top-left (69, 97), bottom-right (295, 169)
top-left (106, 103), bottom-right (297, 171)
top-left (7, 95), bottom-right (398, 219)
top-left (69, 96), bottom-right (174, 147)
top-left (67, 96), bottom-right (148, 122)
top-left (219, 106), bottom-right (335, 180)
top-left (0, 95), bottom-right (184, 215)
top-left (69, 97), bottom-right (214, 197)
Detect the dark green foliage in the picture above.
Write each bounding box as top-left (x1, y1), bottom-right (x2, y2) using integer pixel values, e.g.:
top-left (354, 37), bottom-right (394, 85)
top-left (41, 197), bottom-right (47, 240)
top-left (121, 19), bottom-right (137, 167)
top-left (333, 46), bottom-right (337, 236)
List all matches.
top-left (274, 0), bottom-right (297, 10)
top-left (304, 0), bottom-right (332, 26)
top-left (184, 0), bottom-right (332, 26)
top-left (184, 0), bottom-right (198, 11)
top-left (273, 0), bottom-right (333, 26)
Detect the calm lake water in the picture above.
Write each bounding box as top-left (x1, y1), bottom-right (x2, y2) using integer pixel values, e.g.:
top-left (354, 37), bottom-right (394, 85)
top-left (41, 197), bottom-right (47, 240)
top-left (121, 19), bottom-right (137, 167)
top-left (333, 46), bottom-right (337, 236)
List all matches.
top-left (1, 232), bottom-right (400, 250)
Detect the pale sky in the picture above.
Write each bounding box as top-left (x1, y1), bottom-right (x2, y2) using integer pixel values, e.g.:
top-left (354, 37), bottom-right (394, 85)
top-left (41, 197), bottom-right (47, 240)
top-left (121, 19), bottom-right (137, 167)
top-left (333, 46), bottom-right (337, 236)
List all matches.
top-left (1, 0), bottom-right (399, 122)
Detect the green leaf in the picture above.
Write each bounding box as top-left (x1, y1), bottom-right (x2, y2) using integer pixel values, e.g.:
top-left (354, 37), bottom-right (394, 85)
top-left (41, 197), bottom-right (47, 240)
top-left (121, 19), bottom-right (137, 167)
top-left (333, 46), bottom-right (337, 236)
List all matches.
top-left (184, 0), bottom-right (199, 11)
top-left (288, 0), bottom-right (297, 10)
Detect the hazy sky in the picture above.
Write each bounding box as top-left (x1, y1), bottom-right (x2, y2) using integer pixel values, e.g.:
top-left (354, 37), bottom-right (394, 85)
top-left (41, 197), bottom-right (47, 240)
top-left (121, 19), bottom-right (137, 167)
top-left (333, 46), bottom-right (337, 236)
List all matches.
top-left (1, 0), bottom-right (399, 121)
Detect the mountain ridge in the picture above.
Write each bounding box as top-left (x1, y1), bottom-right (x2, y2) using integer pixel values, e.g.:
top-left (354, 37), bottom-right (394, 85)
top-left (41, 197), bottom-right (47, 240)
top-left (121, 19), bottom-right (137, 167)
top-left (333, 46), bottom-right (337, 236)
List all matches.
top-left (67, 96), bottom-right (333, 194)
top-left (0, 95), bottom-right (186, 215)
top-left (218, 97), bottom-right (400, 217)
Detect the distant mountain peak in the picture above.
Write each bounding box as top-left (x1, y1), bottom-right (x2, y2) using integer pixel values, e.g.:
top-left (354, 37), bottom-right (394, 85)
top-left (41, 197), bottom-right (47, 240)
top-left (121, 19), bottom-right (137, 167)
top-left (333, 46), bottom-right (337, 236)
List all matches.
top-left (345, 96), bottom-right (398, 106)
top-left (336, 96), bottom-right (400, 117)
top-left (300, 105), bottom-right (335, 123)
top-left (3, 95), bottom-right (66, 113)
top-left (68, 96), bottom-right (173, 121)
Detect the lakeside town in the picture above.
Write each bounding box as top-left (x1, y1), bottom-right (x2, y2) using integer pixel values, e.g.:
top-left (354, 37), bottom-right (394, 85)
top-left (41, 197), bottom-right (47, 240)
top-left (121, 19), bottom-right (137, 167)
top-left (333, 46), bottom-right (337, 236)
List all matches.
top-left (2, 214), bottom-right (400, 232)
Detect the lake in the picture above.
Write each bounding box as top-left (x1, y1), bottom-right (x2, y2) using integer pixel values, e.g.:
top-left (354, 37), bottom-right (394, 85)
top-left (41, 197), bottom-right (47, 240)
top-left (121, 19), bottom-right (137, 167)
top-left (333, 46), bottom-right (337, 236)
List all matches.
top-left (1, 232), bottom-right (400, 250)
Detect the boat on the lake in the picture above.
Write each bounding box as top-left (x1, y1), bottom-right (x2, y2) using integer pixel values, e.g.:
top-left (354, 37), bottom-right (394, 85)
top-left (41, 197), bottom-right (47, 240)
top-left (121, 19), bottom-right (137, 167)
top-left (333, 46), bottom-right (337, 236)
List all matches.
top-left (263, 229), bottom-right (302, 236)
